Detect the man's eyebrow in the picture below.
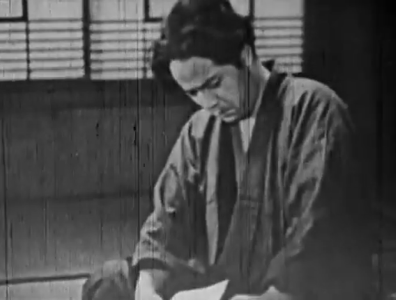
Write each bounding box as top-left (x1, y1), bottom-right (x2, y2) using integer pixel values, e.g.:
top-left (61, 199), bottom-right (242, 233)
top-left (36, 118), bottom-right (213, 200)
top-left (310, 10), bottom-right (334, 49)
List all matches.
top-left (185, 75), bottom-right (218, 93)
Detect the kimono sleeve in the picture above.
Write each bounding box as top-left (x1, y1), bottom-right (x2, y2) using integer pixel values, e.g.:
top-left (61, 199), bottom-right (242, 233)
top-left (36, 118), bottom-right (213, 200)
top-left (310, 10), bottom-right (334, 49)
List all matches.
top-left (264, 93), bottom-right (372, 299)
top-left (132, 119), bottom-right (205, 274)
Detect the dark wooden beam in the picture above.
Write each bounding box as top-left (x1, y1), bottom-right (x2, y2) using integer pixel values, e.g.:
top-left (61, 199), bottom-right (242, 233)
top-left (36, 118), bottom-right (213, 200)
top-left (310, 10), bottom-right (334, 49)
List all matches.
top-left (22, 0), bottom-right (30, 79)
top-left (0, 273), bottom-right (90, 286)
top-left (249, 0), bottom-right (255, 20)
top-left (82, 0), bottom-right (92, 79)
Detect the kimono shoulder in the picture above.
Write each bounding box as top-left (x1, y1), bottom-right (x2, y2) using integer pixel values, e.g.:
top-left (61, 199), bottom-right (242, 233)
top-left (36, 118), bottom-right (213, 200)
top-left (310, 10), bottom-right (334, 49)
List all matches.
top-left (261, 75), bottom-right (369, 300)
top-left (282, 76), bottom-right (350, 125)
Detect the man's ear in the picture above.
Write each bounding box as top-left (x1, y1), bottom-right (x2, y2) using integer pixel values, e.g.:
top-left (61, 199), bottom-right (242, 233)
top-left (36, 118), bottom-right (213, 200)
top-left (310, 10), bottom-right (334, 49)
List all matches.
top-left (240, 45), bottom-right (254, 68)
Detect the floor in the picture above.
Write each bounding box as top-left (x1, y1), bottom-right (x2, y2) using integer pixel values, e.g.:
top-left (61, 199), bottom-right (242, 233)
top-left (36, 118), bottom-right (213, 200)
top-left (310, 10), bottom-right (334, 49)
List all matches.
top-left (0, 279), bottom-right (86, 300)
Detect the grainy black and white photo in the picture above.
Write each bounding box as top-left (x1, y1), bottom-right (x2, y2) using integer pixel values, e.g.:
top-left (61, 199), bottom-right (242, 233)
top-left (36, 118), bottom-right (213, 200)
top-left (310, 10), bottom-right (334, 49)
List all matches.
top-left (0, 0), bottom-right (395, 299)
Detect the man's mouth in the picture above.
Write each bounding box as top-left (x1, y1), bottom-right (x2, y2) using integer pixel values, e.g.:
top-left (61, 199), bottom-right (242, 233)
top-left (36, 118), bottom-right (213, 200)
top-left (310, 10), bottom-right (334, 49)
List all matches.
top-left (207, 106), bottom-right (236, 120)
top-left (220, 109), bottom-right (235, 117)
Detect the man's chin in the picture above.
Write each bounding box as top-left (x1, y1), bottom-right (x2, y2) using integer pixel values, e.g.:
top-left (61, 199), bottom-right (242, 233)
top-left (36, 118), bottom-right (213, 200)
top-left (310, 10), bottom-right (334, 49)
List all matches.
top-left (219, 114), bottom-right (241, 124)
top-left (208, 110), bottom-right (244, 123)
top-left (220, 111), bottom-right (251, 123)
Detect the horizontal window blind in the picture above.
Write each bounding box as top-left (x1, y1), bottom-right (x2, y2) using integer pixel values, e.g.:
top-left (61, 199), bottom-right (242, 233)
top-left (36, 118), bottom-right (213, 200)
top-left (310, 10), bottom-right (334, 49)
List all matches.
top-left (29, 19), bottom-right (84, 79)
top-left (90, 20), bottom-right (157, 80)
top-left (0, 19), bottom-right (84, 80)
top-left (0, 17), bottom-right (303, 80)
top-left (254, 17), bottom-right (303, 74)
top-left (0, 22), bottom-right (28, 80)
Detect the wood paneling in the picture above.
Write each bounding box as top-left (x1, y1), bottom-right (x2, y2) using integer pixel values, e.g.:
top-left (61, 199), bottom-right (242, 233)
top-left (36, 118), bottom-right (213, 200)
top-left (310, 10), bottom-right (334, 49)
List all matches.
top-left (3, 109), bottom-right (56, 202)
top-left (0, 278), bottom-right (86, 300)
top-left (0, 81), bottom-right (194, 281)
top-left (0, 111), bottom-right (6, 281)
top-left (2, 106), bottom-right (191, 203)
top-left (5, 195), bottom-right (150, 279)
top-left (0, 80), bottom-right (189, 112)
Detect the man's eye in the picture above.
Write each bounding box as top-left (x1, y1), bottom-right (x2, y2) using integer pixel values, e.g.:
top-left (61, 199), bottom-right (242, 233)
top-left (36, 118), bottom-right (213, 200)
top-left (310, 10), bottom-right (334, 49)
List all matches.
top-left (186, 78), bottom-right (220, 96)
top-left (208, 78), bottom-right (221, 88)
top-left (188, 90), bottom-right (198, 96)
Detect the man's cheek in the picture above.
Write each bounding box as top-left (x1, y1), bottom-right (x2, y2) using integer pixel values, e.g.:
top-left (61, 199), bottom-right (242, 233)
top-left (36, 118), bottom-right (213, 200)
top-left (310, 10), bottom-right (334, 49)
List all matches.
top-left (216, 88), bottom-right (239, 107)
top-left (191, 97), bottom-right (204, 108)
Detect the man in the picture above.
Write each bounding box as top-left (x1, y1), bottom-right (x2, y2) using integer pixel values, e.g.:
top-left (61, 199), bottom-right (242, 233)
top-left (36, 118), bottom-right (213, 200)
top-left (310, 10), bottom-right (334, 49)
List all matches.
top-left (82, 1), bottom-right (373, 299)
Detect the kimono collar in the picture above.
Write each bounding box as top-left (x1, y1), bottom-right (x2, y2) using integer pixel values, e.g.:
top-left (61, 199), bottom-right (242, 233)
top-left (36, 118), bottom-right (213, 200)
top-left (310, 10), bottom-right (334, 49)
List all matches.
top-left (262, 59), bottom-right (276, 71)
top-left (244, 60), bottom-right (275, 120)
top-left (257, 60), bottom-right (286, 113)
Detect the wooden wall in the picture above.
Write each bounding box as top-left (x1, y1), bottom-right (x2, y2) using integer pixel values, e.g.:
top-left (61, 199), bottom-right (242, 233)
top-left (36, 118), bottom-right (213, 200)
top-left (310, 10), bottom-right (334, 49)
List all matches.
top-left (303, 0), bottom-right (396, 295)
top-left (0, 112), bottom-right (5, 282)
top-left (0, 79), bottom-right (195, 282)
top-left (304, 0), bottom-right (396, 194)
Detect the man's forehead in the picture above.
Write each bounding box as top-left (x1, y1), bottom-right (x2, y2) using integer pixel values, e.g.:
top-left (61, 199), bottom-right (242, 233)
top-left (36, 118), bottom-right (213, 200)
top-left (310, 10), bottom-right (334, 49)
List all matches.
top-left (170, 57), bottom-right (216, 89)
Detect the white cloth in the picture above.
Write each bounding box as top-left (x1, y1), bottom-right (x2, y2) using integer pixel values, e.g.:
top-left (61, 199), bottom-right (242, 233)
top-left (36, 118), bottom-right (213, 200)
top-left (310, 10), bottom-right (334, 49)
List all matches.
top-left (171, 280), bottom-right (229, 300)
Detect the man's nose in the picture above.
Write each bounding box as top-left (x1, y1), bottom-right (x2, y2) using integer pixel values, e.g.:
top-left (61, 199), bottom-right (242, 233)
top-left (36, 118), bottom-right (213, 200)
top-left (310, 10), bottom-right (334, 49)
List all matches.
top-left (197, 91), bottom-right (218, 109)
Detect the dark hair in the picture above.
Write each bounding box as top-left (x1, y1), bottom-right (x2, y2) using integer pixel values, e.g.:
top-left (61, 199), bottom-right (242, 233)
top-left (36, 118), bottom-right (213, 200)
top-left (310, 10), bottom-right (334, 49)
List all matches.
top-left (151, 0), bottom-right (256, 92)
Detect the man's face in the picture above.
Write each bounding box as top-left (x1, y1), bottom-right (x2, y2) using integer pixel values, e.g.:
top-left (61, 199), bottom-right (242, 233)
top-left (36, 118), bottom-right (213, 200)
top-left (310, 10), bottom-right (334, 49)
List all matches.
top-left (169, 56), bottom-right (252, 123)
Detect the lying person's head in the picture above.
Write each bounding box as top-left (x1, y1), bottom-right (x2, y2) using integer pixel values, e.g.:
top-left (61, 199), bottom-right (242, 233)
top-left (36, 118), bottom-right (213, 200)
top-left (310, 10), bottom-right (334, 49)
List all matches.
top-left (152, 0), bottom-right (265, 123)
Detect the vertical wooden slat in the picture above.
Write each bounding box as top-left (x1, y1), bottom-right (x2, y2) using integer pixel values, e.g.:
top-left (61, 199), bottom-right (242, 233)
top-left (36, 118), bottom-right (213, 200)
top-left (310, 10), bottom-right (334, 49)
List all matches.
top-left (143, 0), bottom-right (150, 22)
top-left (249, 0), bottom-right (255, 19)
top-left (120, 82), bottom-right (147, 246)
top-left (22, 0), bottom-right (30, 79)
top-left (0, 101), bottom-right (8, 287)
top-left (95, 88), bottom-right (122, 259)
top-left (82, 0), bottom-right (91, 79)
